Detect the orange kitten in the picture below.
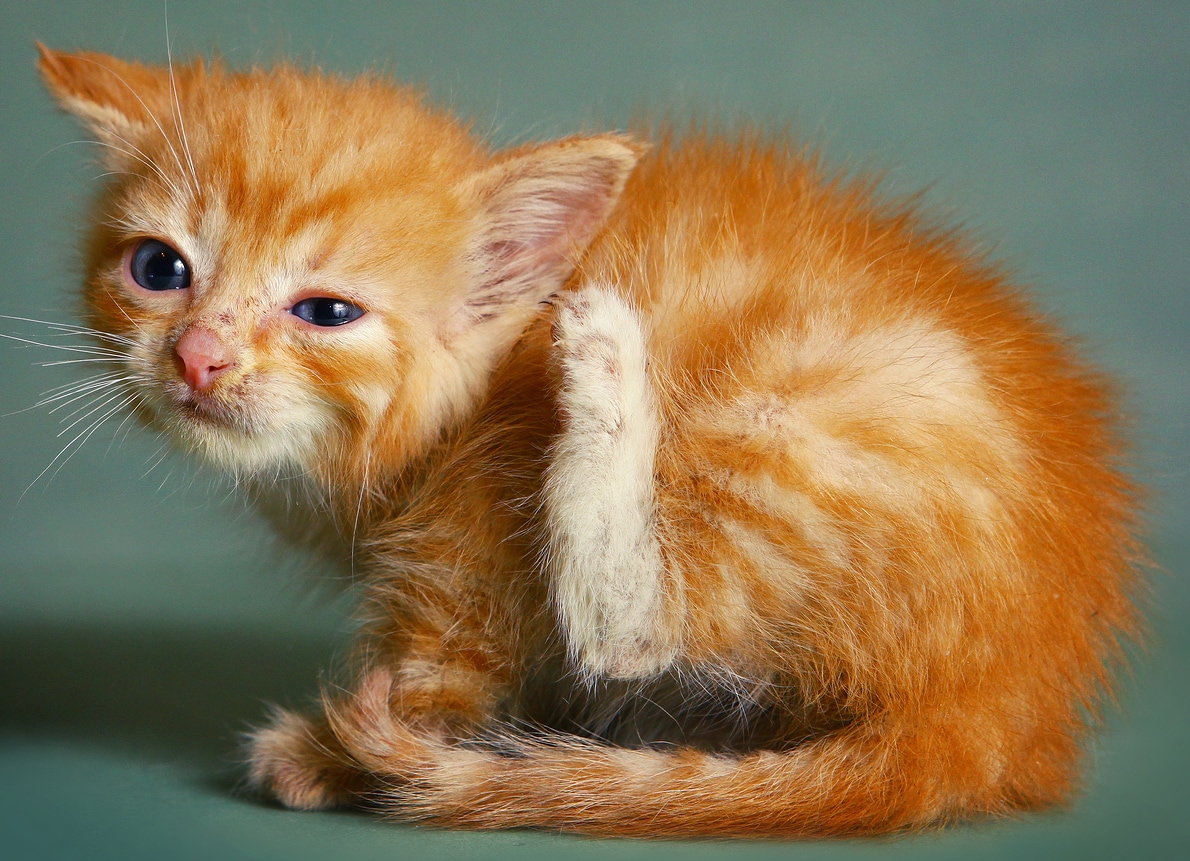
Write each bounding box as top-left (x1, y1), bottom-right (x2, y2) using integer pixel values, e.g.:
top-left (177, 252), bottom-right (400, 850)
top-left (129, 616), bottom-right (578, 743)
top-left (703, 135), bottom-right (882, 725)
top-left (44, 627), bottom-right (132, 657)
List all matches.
top-left (38, 46), bottom-right (1144, 837)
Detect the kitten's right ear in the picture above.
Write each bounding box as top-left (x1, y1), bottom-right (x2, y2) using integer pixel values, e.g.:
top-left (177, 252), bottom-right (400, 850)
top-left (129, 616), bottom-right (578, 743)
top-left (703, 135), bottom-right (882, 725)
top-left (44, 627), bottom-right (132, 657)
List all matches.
top-left (36, 43), bottom-right (168, 139)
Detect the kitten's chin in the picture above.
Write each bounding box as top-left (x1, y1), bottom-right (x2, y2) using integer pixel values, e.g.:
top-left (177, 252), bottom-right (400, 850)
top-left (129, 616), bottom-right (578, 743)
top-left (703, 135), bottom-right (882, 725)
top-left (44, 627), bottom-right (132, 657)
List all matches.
top-left (162, 401), bottom-right (329, 476)
top-left (176, 396), bottom-right (251, 432)
top-left (148, 380), bottom-right (334, 475)
top-left (174, 420), bottom-right (320, 475)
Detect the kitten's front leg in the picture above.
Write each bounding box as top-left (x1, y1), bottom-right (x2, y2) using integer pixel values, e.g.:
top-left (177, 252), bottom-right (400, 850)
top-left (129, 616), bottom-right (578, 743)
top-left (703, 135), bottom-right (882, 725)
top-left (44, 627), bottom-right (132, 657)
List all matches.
top-left (544, 284), bottom-right (680, 679)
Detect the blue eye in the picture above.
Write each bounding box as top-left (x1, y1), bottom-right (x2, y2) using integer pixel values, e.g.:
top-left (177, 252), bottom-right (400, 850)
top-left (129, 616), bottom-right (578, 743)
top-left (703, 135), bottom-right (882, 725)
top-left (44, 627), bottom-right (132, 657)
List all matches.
top-left (130, 239), bottom-right (190, 291)
top-left (291, 297), bottom-right (366, 327)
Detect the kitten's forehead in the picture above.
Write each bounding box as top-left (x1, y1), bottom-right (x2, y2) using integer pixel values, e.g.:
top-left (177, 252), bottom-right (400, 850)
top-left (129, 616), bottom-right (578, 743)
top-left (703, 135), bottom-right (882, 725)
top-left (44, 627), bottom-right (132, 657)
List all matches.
top-left (189, 207), bottom-right (337, 310)
top-left (119, 69), bottom-right (473, 225)
top-left (82, 65), bottom-right (488, 332)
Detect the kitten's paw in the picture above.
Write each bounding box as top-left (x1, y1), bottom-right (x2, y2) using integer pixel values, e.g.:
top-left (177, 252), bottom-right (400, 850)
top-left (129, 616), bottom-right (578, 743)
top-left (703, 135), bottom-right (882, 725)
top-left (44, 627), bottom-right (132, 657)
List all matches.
top-left (551, 284), bottom-right (648, 436)
top-left (246, 708), bottom-right (362, 811)
top-left (547, 284), bottom-right (679, 680)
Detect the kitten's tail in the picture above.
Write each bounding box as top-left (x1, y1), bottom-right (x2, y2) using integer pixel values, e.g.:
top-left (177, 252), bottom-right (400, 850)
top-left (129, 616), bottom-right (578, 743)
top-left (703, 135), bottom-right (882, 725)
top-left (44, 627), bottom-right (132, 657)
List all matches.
top-left (324, 670), bottom-right (1066, 838)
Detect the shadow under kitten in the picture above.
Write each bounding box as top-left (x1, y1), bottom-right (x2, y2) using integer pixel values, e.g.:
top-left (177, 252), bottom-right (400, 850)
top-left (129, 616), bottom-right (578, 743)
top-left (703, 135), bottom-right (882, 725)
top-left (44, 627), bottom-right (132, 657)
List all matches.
top-left (0, 615), bottom-right (344, 767)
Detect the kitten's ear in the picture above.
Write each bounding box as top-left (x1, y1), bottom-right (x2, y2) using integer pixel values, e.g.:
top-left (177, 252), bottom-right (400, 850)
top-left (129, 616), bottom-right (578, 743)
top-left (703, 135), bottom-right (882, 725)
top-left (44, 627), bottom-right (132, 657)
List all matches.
top-left (457, 135), bottom-right (642, 332)
top-left (36, 43), bottom-right (169, 139)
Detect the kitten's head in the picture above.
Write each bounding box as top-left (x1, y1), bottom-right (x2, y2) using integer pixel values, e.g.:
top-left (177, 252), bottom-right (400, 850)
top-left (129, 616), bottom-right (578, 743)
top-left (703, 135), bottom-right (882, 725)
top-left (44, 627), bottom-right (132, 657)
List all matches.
top-left (38, 46), bottom-right (638, 489)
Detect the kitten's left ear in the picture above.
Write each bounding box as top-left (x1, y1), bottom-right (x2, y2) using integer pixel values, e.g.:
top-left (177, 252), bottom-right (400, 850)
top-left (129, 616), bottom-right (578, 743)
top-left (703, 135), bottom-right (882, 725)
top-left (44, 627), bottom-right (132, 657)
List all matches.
top-left (36, 43), bottom-right (170, 140)
top-left (454, 135), bottom-right (642, 335)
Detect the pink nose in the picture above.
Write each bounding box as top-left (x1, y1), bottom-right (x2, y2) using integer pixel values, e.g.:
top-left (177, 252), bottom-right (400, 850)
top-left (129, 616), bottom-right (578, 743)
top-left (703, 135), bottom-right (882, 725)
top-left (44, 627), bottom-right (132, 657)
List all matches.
top-left (174, 327), bottom-right (234, 391)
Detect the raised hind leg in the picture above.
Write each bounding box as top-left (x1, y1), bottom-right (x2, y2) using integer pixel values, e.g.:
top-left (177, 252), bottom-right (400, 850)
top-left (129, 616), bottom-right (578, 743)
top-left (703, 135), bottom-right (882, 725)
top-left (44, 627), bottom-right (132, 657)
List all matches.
top-left (543, 283), bottom-right (681, 679)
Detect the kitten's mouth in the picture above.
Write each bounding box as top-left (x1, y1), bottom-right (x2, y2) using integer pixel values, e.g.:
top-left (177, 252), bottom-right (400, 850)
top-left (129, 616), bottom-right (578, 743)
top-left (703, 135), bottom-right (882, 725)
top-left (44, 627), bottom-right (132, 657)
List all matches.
top-left (181, 397), bottom-right (230, 424)
top-left (158, 380), bottom-right (325, 472)
top-left (172, 387), bottom-right (257, 433)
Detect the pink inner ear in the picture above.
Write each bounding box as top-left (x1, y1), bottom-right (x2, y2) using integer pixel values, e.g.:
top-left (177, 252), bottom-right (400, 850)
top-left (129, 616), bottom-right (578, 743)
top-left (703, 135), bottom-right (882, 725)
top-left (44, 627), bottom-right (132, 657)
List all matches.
top-left (467, 147), bottom-right (633, 318)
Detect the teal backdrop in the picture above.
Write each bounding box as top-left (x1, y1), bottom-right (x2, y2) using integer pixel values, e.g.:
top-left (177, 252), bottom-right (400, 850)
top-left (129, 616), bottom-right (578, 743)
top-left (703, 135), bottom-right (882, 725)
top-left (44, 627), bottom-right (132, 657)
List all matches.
top-left (1, 2), bottom-right (1186, 859)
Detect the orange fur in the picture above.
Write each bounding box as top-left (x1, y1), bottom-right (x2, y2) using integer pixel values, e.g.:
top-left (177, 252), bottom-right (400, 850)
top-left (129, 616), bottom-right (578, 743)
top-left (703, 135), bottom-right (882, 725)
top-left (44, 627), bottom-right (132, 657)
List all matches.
top-left (39, 46), bottom-right (1144, 837)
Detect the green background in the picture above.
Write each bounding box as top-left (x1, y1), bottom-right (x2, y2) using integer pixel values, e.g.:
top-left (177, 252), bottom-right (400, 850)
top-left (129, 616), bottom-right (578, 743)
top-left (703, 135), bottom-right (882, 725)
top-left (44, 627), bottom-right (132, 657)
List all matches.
top-left (1, 2), bottom-right (1186, 859)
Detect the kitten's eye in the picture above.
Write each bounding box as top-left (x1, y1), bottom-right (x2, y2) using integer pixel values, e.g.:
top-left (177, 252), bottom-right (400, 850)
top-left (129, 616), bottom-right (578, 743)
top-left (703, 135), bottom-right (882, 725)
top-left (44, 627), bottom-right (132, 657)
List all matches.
top-left (129, 239), bottom-right (191, 291)
top-left (291, 297), bottom-right (366, 327)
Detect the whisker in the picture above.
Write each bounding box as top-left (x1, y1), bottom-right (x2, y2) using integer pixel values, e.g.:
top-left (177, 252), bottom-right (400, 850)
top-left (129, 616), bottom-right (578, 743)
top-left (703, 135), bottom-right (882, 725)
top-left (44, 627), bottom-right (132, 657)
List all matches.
top-left (38, 370), bottom-right (125, 397)
top-left (2, 371), bottom-right (124, 418)
top-left (165, 3), bottom-right (203, 197)
top-left (92, 167), bottom-right (174, 197)
top-left (42, 375), bottom-right (139, 415)
top-left (350, 454), bottom-right (371, 584)
top-left (19, 393), bottom-right (137, 503)
top-left (34, 138), bottom-right (175, 196)
top-left (48, 396), bottom-right (138, 485)
top-left (0, 315), bottom-right (140, 349)
top-left (57, 388), bottom-right (132, 435)
top-left (88, 139), bottom-right (178, 194)
top-left (44, 375), bottom-right (142, 414)
top-left (0, 331), bottom-right (129, 358)
top-left (141, 443), bottom-right (171, 479)
top-left (38, 358), bottom-right (134, 368)
top-left (68, 54), bottom-right (195, 202)
top-left (100, 289), bottom-right (151, 338)
top-left (61, 330), bottom-right (137, 350)
top-left (105, 396), bottom-right (146, 457)
top-left (35, 138), bottom-right (105, 166)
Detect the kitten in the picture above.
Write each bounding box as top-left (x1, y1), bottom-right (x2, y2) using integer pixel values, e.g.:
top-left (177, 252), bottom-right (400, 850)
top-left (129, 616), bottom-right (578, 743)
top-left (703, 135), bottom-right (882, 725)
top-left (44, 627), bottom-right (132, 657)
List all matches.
top-left (37, 45), bottom-right (1143, 837)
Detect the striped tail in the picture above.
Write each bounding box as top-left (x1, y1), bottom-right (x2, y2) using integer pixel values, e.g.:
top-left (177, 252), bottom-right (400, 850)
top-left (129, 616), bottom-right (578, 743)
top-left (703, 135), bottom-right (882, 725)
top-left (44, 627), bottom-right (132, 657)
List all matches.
top-left (319, 669), bottom-right (1064, 838)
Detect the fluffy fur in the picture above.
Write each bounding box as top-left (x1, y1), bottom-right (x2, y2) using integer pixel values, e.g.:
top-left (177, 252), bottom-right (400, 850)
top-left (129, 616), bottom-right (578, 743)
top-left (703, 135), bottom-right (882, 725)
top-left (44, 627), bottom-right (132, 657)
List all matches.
top-left (38, 45), bottom-right (1144, 837)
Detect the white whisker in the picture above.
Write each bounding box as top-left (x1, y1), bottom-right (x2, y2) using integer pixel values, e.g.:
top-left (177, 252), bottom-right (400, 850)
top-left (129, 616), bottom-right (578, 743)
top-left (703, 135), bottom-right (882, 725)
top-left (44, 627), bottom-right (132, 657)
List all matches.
top-left (40, 370), bottom-right (122, 392)
top-left (105, 401), bottom-right (146, 456)
top-left (42, 374), bottom-right (139, 414)
top-left (19, 393), bottom-right (137, 503)
top-left (57, 387), bottom-right (133, 435)
top-left (141, 443), bottom-right (171, 479)
top-left (45, 376), bottom-right (141, 417)
top-left (165, 2), bottom-right (203, 197)
top-left (91, 164), bottom-right (174, 198)
top-left (38, 357), bottom-right (133, 367)
top-left (6, 313), bottom-right (155, 503)
top-left (0, 316), bottom-right (140, 349)
top-left (69, 54), bottom-right (195, 202)
top-left (3, 371), bottom-right (123, 417)
top-left (34, 138), bottom-right (175, 196)
top-left (91, 139), bottom-right (178, 193)
top-left (38, 371), bottom-right (124, 398)
top-left (0, 331), bottom-right (129, 358)
top-left (99, 288), bottom-right (151, 338)
top-left (350, 454), bottom-right (371, 584)
top-left (49, 396), bottom-right (138, 483)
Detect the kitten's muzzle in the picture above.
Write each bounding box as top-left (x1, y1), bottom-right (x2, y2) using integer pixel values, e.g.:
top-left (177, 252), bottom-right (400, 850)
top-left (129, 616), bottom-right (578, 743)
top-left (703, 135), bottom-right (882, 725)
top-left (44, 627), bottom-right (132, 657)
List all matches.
top-left (174, 326), bottom-right (236, 392)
